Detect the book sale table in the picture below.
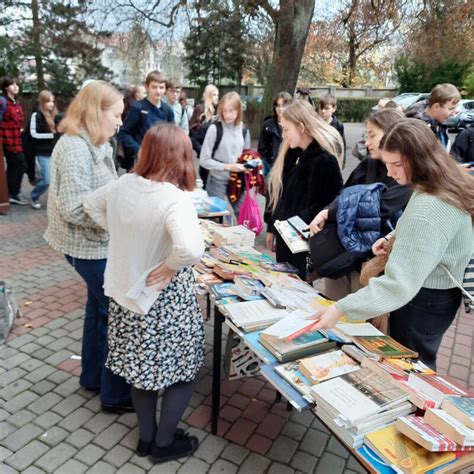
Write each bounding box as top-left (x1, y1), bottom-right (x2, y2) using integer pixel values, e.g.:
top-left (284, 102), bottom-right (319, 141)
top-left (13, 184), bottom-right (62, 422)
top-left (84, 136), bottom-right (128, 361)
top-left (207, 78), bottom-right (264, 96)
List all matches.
top-left (196, 222), bottom-right (474, 474)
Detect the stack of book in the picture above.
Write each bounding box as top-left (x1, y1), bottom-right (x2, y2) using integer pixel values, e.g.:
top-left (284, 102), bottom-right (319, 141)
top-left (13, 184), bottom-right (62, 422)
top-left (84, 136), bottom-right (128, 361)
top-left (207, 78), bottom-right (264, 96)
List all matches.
top-left (213, 225), bottom-right (255, 247)
top-left (310, 367), bottom-right (414, 448)
top-left (351, 334), bottom-right (419, 360)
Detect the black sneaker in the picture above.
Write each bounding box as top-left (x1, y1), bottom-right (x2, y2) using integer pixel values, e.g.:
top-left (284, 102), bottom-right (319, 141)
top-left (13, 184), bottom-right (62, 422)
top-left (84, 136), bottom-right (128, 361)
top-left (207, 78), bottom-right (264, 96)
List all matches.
top-left (9, 195), bottom-right (29, 205)
top-left (136, 428), bottom-right (186, 457)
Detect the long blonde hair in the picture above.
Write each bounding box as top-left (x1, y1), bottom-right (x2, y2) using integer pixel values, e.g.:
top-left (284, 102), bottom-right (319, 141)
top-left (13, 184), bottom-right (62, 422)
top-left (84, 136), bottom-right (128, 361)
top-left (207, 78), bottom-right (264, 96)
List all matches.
top-left (268, 100), bottom-right (344, 212)
top-left (202, 84), bottom-right (219, 122)
top-left (38, 90), bottom-right (58, 133)
top-left (58, 81), bottom-right (122, 145)
top-left (217, 92), bottom-right (243, 126)
top-left (381, 119), bottom-right (474, 216)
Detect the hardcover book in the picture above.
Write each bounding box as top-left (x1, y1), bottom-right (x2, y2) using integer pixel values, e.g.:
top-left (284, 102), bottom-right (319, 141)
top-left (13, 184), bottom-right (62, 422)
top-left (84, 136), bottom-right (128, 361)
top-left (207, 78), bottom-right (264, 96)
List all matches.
top-left (395, 415), bottom-right (474, 452)
top-left (352, 335), bottom-right (418, 359)
top-left (441, 396), bottom-right (474, 429)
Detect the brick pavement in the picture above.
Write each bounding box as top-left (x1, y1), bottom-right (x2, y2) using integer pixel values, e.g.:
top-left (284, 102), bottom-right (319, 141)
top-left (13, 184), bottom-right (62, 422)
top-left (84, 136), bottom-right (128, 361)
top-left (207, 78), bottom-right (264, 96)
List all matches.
top-left (1, 184), bottom-right (473, 472)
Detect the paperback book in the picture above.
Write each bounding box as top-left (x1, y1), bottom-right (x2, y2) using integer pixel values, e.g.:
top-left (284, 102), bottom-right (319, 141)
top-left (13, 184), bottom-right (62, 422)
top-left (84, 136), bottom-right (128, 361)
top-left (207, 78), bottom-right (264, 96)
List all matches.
top-left (365, 425), bottom-right (459, 474)
top-left (441, 396), bottom-right (474, 429)
top-left (274, 360), bottom-right (314, 399)
top-left (274, 220), bottom-right (309, 254)
top-left (298, 349), bottom-right (360, 384)
top-left (395, 415), bottom-right (474, 452)
top-left (424, 409), bottom-right (474, 447)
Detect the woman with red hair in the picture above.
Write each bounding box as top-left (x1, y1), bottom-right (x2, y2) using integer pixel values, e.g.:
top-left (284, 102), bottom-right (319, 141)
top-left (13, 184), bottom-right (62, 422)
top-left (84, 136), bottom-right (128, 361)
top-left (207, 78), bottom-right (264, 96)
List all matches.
top-left (84, 123), bottom-right (205, 464)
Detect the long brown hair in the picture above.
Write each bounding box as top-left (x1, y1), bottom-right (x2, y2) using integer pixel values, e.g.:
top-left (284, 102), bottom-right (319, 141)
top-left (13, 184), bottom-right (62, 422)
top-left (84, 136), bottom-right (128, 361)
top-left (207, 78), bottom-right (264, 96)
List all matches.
top-left (217, 92), bottom-right (243, 126)
top-left (38, 90), bottom-right (58, 133)
top-left (381, 119), bottom-right (474, 216)
top-left (267, 100), bottom-right (344, 212)
top-left (134, 123), bottom-right (195, 191)
top-left (58, 81), bottom-right (122, 145)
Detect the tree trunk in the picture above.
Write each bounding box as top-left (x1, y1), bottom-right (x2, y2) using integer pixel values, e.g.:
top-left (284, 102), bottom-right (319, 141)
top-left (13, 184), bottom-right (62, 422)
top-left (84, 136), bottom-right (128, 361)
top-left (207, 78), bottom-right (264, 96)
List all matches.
top-left (31, 0), bottom-right (45, 90)
top-left (264, 0), bottom-right (315, 112)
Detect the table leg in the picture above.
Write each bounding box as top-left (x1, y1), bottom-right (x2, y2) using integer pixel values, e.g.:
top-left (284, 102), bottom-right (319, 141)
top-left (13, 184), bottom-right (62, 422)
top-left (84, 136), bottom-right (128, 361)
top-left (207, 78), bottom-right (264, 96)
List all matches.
top-left (211, 305), bottom-right (225, 434)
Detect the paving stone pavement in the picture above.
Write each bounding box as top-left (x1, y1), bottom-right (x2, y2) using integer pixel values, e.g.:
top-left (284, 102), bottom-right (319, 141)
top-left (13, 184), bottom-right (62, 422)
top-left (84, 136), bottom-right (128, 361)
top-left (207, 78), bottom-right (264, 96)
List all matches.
top-left (2, 135), bottom-right (473, 473)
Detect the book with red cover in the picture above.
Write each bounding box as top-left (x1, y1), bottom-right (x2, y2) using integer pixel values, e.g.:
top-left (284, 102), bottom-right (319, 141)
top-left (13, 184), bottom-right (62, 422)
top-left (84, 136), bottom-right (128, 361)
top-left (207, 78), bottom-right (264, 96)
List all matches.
top-left (395, 415), bottom-right (474, 452)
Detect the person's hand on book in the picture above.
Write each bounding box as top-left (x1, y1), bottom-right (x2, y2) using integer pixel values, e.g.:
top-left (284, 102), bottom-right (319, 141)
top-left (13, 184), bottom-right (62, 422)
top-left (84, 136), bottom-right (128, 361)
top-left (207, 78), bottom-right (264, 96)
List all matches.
top-left (146, 263), bottom-right (177, 291)
top-left (265, 232), bottom-right (275, 251)
top-left (309, 209), bottom-right (328, 236)
top-left (309, 304), bottom-right (344, 331)
top-left (225, 163), bottom-right (247, 173)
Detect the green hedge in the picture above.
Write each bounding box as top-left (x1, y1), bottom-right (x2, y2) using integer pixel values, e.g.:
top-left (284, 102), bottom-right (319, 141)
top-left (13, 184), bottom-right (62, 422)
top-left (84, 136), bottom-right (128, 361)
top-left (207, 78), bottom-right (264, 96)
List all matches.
top-left (332, 97), bottom-right (379, 122)
top-left (245, 97), bottom-right (380, 139)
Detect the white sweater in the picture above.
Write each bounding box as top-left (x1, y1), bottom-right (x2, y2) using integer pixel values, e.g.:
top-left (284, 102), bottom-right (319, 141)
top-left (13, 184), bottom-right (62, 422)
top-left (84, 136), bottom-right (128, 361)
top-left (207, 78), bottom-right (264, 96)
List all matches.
top-left (84, 173), bottom-right (204, 314)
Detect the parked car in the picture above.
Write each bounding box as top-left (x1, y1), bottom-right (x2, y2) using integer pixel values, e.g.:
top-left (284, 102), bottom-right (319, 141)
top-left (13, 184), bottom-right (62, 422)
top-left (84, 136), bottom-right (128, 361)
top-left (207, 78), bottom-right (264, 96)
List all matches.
top-left (372, 93), bottom-right (429, 112)
top-left (444, 99), bottom-right (474, 131)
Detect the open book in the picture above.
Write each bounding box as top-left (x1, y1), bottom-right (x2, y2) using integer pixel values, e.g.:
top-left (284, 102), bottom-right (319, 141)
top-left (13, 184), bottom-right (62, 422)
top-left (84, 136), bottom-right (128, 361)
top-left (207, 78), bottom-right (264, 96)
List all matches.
top-left (274, 220), bottom-right (309, 254)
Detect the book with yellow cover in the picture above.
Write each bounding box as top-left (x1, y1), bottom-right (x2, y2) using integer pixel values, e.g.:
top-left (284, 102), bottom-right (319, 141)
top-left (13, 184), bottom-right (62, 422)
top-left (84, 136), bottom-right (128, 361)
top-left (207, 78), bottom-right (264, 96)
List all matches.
top-left (365, 425), bottom-right (457, 473)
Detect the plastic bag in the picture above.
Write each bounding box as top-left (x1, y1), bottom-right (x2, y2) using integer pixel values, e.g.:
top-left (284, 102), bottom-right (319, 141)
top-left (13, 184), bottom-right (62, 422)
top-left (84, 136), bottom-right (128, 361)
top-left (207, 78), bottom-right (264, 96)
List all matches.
top-left (238, 174), bottom-right (264, 236)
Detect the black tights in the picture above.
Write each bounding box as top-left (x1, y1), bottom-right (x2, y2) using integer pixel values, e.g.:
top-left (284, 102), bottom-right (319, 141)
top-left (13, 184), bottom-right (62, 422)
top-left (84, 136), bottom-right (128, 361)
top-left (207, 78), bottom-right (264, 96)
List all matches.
top-left (131, 379), bottom-right (195, 447)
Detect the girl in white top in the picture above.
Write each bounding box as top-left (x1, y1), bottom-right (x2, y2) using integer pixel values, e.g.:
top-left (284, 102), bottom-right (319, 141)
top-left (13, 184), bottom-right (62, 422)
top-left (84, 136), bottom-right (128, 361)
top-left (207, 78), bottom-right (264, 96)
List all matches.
top-left (200, 91), bottom-right (251, 217)
top-left (84, 123), bottom-right (205, 464)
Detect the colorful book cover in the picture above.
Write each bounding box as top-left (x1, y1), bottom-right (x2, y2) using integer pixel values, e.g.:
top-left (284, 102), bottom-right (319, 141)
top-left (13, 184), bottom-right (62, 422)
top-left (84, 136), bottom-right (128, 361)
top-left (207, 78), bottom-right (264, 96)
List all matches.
top-left (353, 335), bottom-right (418, 359)
top-left (298, 350), bottom-right (359, 384)
top-left (365, 425), bottom-right (457, 473)
top-left (209, 282), bottom-right (237, 299)
top-left (274, 360), bottom-right (313, 398)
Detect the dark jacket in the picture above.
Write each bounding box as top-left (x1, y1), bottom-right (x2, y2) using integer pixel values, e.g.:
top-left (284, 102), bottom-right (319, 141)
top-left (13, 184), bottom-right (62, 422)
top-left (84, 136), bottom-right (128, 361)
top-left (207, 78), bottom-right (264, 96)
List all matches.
top-left (451, 126), bottom-right (474, 163)
top-left (265, 140), bottom-right (343, 232)
top-left (413, 109), bottom-right (449, 149)
top-left (29, 110), bottom-right (57, 156)
top-left (329, 115), bottom-right (346, 167)
top-left (336, 183), bottom-right (397, 257)
top-left (257, 116), bottom-right (282, 173)
top-left (327, 157), bottom-right (412, 225)
top-left (118, 98), bottom-right (174, 157)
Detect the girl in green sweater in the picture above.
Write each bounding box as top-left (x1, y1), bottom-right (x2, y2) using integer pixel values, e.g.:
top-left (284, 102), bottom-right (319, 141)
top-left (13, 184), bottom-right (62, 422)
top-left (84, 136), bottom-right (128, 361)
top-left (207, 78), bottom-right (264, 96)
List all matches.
top-left (311, 119), bottom-right (473, 369)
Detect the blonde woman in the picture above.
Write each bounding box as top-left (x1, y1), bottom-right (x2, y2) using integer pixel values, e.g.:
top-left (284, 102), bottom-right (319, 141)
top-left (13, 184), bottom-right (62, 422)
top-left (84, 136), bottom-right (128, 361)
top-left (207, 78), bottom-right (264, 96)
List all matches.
top-left (28, 90), bottom-right (60, 209)
top-left (44, 80), bottom-right (132, 413)
top-left (265, 100), bottom-right (344, 278)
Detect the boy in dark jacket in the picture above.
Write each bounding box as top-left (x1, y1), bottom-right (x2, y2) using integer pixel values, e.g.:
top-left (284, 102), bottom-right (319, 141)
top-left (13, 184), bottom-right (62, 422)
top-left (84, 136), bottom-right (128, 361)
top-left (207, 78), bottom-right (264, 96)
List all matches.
top-left (118, 71), bottom-right (174, 170)
top-left (319, 94), bottom-right (346, 167)
top-left (411, 83), bottom-right (460, 149)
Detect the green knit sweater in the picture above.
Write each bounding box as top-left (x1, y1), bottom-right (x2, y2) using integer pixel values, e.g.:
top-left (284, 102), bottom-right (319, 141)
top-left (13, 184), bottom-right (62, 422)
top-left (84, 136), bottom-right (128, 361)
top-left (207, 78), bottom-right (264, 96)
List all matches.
top-left (337, 190), bottom-right (473, 321)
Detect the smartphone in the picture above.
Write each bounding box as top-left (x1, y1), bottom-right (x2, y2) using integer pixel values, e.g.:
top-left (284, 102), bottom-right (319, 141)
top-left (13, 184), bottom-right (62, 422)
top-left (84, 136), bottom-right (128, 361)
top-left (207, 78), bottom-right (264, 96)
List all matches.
top-left (288, 215), bottom-right (310, 240)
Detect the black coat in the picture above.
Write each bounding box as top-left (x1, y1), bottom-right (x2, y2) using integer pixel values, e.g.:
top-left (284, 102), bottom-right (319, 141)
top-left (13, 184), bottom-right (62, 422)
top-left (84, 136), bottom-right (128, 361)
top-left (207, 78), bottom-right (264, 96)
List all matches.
top-left (327, 156), bottom-right (412, 224)
top-left (258, 116), bottom-right (282, 171)
top-left (451, 126), bottom-right (474, 163)
top-left (265, 140), bottom-right (343, 232)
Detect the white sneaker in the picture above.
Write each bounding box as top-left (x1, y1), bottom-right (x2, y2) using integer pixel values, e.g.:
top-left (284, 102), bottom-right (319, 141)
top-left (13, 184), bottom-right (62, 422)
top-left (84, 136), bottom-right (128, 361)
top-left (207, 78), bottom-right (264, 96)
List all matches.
top-left (30, 199), bottom-right (41, 210)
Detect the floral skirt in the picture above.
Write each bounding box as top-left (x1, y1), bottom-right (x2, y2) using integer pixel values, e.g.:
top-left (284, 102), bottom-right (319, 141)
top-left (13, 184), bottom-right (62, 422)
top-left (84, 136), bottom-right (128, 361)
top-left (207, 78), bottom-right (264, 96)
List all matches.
top-left (106, 266), bottom-right (205, 391)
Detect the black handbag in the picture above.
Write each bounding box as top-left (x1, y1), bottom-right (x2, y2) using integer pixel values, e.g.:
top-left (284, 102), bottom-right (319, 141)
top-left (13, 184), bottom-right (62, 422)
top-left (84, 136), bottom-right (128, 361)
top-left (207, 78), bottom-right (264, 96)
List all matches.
top-left (308, 224), bottom-right (358, 279)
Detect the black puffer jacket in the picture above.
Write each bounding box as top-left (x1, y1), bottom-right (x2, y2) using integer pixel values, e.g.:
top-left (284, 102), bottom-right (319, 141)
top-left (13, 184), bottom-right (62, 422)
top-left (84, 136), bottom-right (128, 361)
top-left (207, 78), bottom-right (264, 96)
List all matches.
top-left (257, 116), bottom-right (282, 173)
top-left (265, 140), bottom-right (343, 232)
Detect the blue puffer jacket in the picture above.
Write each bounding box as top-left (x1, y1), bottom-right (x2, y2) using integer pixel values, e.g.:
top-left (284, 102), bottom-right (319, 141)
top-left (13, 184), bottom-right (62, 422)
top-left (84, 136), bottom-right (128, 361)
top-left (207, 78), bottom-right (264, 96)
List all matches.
top-left (336, 183), bottom-right (400, 256)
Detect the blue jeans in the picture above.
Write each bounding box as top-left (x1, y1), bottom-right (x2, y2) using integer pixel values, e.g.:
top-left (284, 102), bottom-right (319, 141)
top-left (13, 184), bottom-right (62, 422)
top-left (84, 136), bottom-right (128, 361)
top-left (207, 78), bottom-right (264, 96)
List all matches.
top-left (31, 155), bottom-right (51, 201)
top-left (389, 287), bottom-right (461, 370)
top-left (206, 174), bottom-right (244, 221)
top-left (65, 255), bottom-right (131, 406)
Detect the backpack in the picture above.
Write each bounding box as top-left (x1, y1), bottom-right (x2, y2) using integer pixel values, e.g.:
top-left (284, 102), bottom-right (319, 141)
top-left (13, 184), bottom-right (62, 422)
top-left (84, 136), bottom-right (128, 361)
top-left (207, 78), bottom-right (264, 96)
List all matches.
top-left (192, 119), bottom-right (247, 157)
top-left (0, 96), bottom-right (7, 122)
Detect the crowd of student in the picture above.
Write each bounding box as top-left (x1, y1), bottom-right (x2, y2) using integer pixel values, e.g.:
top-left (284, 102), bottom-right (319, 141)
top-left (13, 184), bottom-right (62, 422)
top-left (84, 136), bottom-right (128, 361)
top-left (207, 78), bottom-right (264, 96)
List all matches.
top-left (0, 72), bottom-right (473, 464)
